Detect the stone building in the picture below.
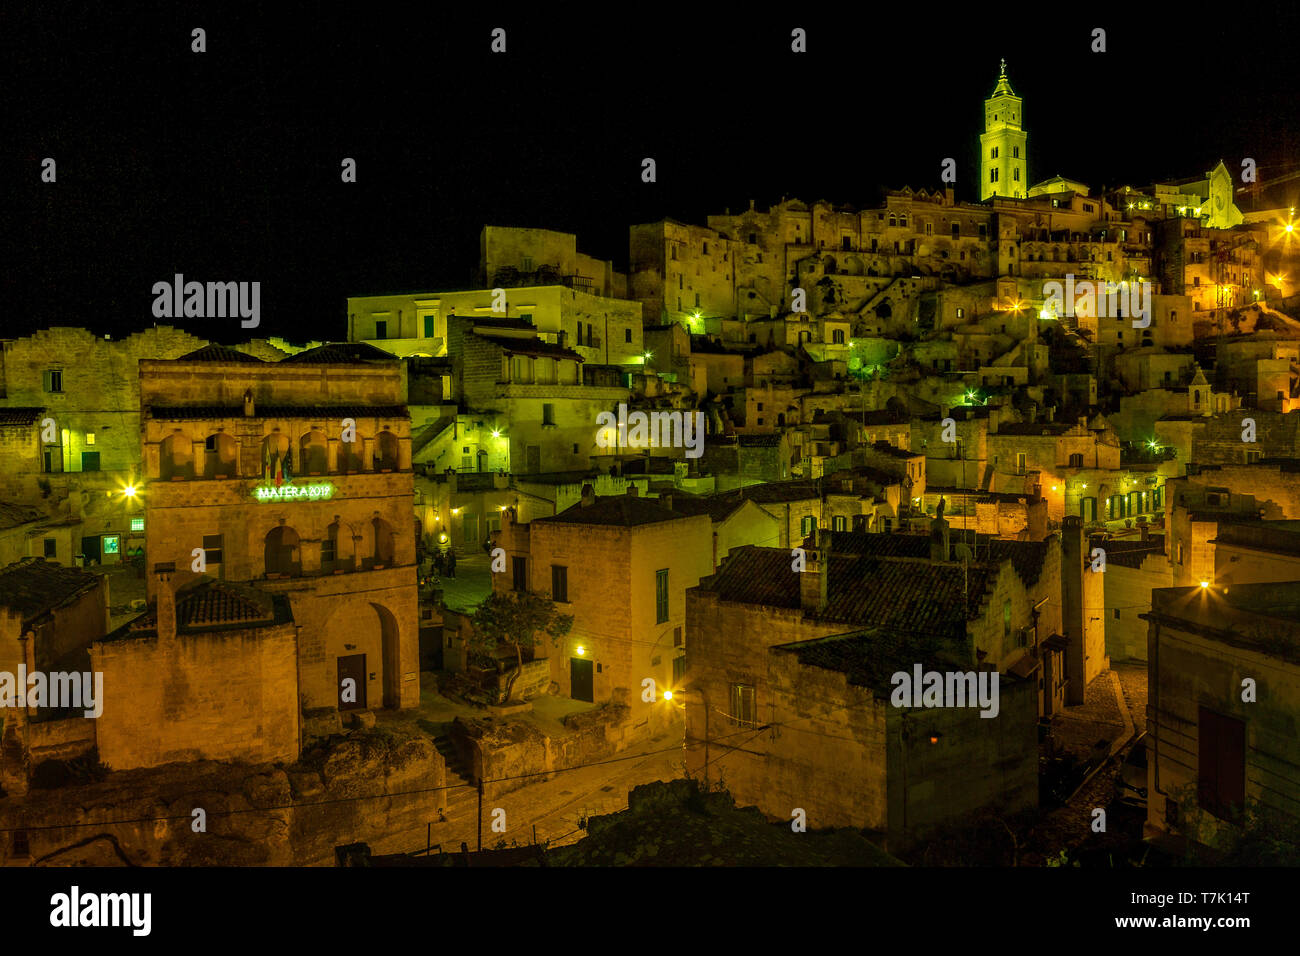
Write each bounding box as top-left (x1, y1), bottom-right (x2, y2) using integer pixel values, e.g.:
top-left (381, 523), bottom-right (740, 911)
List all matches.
top-left (1143, 582), bottom-right (1300, 848)
top-left (682, 532), bottom-right (1039, 846)
top-left (91, 572), bottom-right (300, 770)
top-left (493, 487), bottom-right (712, 735)
top-left (138, 343), bottom-right (420, 716)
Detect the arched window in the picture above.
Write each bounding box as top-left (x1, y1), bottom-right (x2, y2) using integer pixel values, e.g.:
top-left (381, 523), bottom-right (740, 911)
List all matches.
top-left (374, 431), bottom-right (400, 471)
top-left (160, 432), bottom-right (194, 480)
top-left (299, 430), bottom-right (328, 475)
top-left (368, 517), bottom-right (396, 569)
top-left (340, 430), bottom-right (364, 472)
top-left (322, 519), bottom-right (353, 573)
top-left (265, 525), bottom-right (301, 577)
top-left (202, 432), bottom-right (238, 479)
top-left (261, 433), bottom-right (292, 481)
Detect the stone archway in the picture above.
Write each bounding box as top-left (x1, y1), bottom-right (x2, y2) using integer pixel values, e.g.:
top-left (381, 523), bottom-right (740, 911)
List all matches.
top-left (370, 602), bottom-right (402, 709)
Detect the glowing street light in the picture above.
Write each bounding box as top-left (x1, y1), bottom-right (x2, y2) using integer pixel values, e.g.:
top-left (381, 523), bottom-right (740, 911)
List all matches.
top-left (123, 485), bottom-right (137, 498)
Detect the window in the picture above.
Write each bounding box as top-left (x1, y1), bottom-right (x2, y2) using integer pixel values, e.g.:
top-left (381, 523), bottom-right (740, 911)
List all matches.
top-left (694, 293), bottom-right (701, 308)
top-left (1113, 608), bottom-right (1121, 620)
top-left (729, 683), bottom-right (757, 726)
top-left (85, 432), bottom-right (95, 446)
top-left (702, 241), bottom-right (709, 254)
top-left (542, 403), bottom-right (555, 426)
top-left (832, 329), bottom-right (845, 344)
top-left (624, 328), bottom-right (632, 343)
top-left (800, 515), bottom-right (817, 536)
top-left (1245, 450), bottom-right (1261, 464)
top-left (321, 534), bottom-right (336, 565)
top-left (956, 307), bottom-right (964, 319)
top-left (1198, 707), bottom-right (1246, 821)
top-left (1068, 453), bottom-right (1084, 468)
top-left (748, 232), bottom-right (757, 244)
top-left (1013, 168), bottom-right (1020, 182)
top-left (842, 236), bottom-right (851, 250)
top-left (952, 223), bottom-right (960, 239)
top-left (130, 517), bottom-right (144, 532)
top-left (672, 654), bottom-right (687, 685)
top-left (103, 535), bottom-right (120, 556)
top-left (81, 452), bottom-right (100, 472)
top-left (978, 223), bottom-right (987, 239)
top-left (670, 246), bottom-right (677, 261)
top-left (925, 222), bottom-right (933, 236)
top-left (552, 564), bottom-right (569, 603)
top-left (673, 626), bottom-right (683, 647)
top-left (832, 515), bottom-right (847, 532)
top-left (43, 369), bottom-right (63, 393)
top-left (203, 534), bottom-right (224, 566)
top-left (991, 147), bottom-right (999, 159)
top-left (512, 556), bottom-right (528, 592)
top-left (521, 256), bottom-right (533, 272)
top-left (990, 168), bottom-right (999, 183)
top-left (43, 538), bottom-right (56, 558)
top-left (374, 320), bottom-right (387, 339)
top-left (655, 568), bottom-right (670, 624)
top-left (424, 315), bottom-right (436, 337)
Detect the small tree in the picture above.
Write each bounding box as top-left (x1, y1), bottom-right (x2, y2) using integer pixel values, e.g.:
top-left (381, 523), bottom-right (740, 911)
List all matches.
top-left (469, 591), bottom-right (573, 703)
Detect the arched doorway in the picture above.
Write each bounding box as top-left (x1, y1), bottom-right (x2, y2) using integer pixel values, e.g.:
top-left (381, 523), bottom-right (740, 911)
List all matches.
top-left (264, 525), bottom-right (301, 577)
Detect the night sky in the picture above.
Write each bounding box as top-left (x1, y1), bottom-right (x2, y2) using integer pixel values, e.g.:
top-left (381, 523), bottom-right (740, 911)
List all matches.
top-left (7, 3), bottom-right (1300, 342)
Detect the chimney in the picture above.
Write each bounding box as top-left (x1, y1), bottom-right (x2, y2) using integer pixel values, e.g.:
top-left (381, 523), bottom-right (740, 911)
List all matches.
top-left (626, 485), bottom-right (639, 498)
top-left (929, 511), bottom-right (951, 562)
top-left (944, 187), bottom-right (955, 206)
top-left (1078, 416), bottom-right (1088, 432)
top-left (580, 483), bottom-right (595, 507)
top-left (154, 562), bottom-right (177, 643)
top-left (243, 388), bottom-right (254, 417)
top-left (800, 541), bottom-right (829, 614)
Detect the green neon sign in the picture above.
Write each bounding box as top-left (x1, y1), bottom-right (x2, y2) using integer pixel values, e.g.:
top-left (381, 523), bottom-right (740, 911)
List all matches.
top-left (252, 481), bottom-right (335, 503)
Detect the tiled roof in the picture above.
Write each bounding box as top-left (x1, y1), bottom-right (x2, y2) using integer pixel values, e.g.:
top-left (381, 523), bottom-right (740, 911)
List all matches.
top-left (713, 479), bottom-right (822, 504)
top-left (177, 344), bottom-right (266, 363)
top-left (867, 441), bottom-right (918, 459)
top-left (475, 332), bottom-right (584, 361)
top-left (0, 407), bottom-right (45, 427)
top-left (736, 434), bottom-right (784, 447)
top-left (540, 495), bottom-right (686, 527)
top-left (282, 342), bottom-right (399, 363)
top-left (148, 404), bottom-right (407, 420)
top-left (660, 494), bottom-right (747, 523)
top-left (772, 628), bottom-right (967, 694)
top-left (703, 546), bottom-right (998, 638)
top-left (824, 530), bottom-right (1052, 590)
top-left (180, 581), bottom-right (276, 627)
top-left (0, 558), bottom-right (99, 623)
top-left (109, 581), bottom-right (286, 640)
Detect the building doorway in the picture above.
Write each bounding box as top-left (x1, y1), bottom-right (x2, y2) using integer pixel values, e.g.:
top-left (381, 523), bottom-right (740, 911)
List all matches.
top-left (570, 657), bottom-right (594, 703)
top-left (80, 535), bottom-right (101, 565)
top-left (338, 654), bottom-right (367, 711)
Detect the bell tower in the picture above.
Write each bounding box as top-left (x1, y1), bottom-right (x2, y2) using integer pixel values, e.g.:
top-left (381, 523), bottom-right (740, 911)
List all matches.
top-left (980, 59), bottom-right (1028, 201)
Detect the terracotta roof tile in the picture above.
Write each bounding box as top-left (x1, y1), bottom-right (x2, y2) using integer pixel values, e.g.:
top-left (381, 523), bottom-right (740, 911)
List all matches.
top-left (0, 558), bottom-right (99, 623)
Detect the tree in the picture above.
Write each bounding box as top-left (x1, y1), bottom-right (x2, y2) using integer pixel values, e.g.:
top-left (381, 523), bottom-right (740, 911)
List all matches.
top-left (469, 591), bottom-right (574, 703)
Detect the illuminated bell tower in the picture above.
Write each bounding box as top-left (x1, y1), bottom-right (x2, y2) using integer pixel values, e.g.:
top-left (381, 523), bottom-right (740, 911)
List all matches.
top-left (980, 59), bottom-right (1027, 201)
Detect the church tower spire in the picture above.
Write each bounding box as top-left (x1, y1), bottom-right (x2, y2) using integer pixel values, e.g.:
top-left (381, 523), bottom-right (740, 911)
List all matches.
top-left (980, 60), bottom-right (1028, 201)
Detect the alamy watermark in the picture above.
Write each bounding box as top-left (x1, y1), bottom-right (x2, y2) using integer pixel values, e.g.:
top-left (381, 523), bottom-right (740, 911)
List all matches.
top-left (151, 274), bottom-right (260, 328)
top-left (595, 403), bottom-right (705, 458)
top-left (890, 665), bottom-right (999, 718)
top-left (0, 666), bottom-right (103, 718)
top-left (1042, 275), bottom-right (1151, 328)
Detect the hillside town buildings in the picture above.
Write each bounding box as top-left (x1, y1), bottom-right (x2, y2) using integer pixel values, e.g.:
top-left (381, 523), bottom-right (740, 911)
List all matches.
top-left (4, 61), bottom-right (1300, 865)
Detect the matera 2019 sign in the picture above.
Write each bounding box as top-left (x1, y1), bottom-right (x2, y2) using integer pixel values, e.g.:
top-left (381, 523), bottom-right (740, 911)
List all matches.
top-left (252, 481), bottom-right (335, 502)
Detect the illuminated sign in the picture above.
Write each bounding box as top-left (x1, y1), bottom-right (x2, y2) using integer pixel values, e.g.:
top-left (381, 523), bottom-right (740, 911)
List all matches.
top-left (252, 481), bottom-right (335, 503)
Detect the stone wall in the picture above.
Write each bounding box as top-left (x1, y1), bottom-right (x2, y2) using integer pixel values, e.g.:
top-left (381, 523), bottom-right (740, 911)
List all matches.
top-left (91, 620), bottom-right (300, 770)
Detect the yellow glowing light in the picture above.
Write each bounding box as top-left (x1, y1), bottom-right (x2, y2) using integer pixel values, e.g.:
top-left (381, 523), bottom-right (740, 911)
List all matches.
top-left (1288, 224), bottom-right (1295, 234)
top-left (1081, 483), bottom-right (1088, 489)
top-left (1199, 580), bottom-right (1210, 589)
top-left (498, 505), bottom-right (506, 511)
top-left (644, 351), bottom-right (654, 360)
top-left (452, 508), bottom-right (461, 515)
top-left (1051, 485), bottom-right (1058, 492)
top-left (663, 690), bottom-right (673, 701)
top-left (123, 485), bottom-right (137, 498)
top-left (575, 646), bottom-right (586, 656)
top-left (491, 429), bottom-right (501, 438)
top-left (439, 533), bottom-right (448, 543)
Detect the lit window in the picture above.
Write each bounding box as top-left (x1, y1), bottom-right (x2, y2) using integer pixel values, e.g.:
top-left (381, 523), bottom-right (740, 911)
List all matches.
top-left (130, 517), bottom-right (144, 532)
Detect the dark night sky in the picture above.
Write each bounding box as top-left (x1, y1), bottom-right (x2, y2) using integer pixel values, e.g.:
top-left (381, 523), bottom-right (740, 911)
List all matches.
top-left (6, 2), bottom-right (1300, 343)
